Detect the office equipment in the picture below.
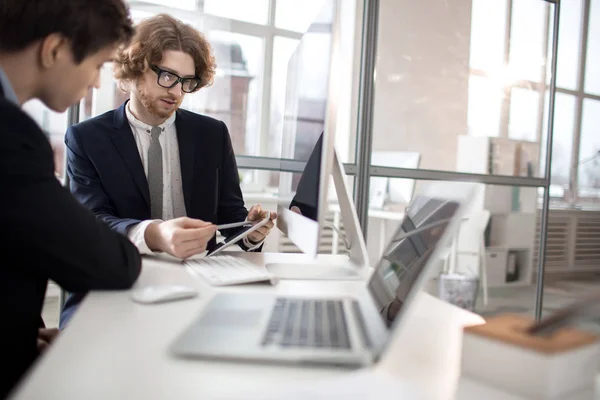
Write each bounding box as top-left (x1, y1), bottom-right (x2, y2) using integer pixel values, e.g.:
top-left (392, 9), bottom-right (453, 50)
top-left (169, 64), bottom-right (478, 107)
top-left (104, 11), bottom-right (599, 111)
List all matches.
top-left (9, 253), bottom-right (485, 400)
top-left (459, 313), bottom-right (600, 400)
top-left (130, 285), bottom-right (198, 304)
top-left (185, 254), bottom-right (278, 286)
top-left (215, 221), bottom-right (252, 230)
top-left (271, 2), bottom-right (369, 280)
top-left (370, 151), bottom-right (421, 207)
top-left (170, 182), bottom-right (479, 366)
top-left (207, 212), bottom-right (271, 256)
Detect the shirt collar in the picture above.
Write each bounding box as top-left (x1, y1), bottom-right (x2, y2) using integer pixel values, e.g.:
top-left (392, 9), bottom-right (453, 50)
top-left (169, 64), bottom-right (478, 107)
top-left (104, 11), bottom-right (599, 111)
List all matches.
top-left (125, 101), bottom-right (176, 133)
top-left (0, 67), bottom-right (20, 106)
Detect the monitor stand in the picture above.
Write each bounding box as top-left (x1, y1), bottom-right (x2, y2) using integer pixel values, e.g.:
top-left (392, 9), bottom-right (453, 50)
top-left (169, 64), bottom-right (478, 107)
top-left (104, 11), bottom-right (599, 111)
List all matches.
top-left (266, 151), bottom-right (371, 280)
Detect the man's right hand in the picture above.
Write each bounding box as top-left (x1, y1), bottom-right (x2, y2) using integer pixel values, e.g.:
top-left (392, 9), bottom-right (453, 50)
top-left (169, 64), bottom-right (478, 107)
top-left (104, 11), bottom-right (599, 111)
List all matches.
top-left (144, 217), bottom-right (217, 259)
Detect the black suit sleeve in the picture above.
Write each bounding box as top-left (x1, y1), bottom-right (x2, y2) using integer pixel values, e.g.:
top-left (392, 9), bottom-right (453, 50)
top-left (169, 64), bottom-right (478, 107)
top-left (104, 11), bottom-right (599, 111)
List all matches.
top-left (1, 103), bottom-right (141, 293)
top-left (216, 121), bottom-right (249, 230)
top-left (289, 133), bottom-right (322, 220)
top-left (65, 125), bottom-right (142, 236)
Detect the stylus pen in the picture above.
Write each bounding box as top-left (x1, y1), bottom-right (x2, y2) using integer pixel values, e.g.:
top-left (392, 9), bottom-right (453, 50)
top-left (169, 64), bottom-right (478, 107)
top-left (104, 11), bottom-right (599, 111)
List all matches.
top-left (215, 221), bottom-right (252, 230)
top-left (527, 293), bottom-right (600, 336)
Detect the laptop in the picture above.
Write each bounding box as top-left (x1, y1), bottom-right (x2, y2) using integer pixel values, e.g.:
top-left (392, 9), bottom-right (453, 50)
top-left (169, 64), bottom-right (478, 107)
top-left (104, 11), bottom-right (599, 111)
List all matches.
top-left (170, 182), bottom-right (479, 367)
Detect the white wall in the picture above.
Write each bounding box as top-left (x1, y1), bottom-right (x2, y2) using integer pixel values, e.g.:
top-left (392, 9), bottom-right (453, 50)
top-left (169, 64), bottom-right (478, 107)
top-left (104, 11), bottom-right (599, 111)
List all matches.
top-left (372, 0), bottom-right (472, 172)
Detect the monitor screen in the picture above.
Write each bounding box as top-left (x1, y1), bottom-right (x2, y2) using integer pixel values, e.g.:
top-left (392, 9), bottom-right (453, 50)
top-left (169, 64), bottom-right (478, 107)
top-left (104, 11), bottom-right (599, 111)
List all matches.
top-left (367, 196), bottom-right (461, 328)
top-left (277, 5), bottom-right (334, 219)
top-left (275, 1), bottom-right (337, 256)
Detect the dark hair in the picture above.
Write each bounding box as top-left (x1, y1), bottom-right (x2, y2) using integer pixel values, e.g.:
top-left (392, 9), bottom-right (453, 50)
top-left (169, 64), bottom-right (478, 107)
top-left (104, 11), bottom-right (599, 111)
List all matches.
top-left (0, 0), bottom-right (134, 63)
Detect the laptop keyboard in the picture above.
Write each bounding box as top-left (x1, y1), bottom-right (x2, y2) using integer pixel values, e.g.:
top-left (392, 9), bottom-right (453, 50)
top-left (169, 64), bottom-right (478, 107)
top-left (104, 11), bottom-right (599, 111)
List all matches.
top-left (261, 298), bottom-right (350, 349)
top-left (185, 255), bottom-right (275, 286)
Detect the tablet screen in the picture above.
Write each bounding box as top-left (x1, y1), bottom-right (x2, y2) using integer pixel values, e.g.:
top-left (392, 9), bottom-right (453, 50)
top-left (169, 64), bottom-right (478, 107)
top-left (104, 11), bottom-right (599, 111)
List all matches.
top-left (207, 212), bottom-right (270, 256)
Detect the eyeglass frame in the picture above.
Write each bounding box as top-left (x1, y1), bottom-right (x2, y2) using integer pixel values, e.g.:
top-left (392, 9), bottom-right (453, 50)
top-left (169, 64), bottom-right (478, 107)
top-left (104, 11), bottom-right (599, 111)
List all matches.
top-left (149, 64), bottom-right (201, 93)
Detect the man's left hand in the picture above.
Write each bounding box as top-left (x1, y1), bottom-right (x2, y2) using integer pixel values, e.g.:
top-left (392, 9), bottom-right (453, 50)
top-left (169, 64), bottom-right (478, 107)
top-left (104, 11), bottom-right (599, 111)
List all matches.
top-left (246, 204), bottom-right (277, 244)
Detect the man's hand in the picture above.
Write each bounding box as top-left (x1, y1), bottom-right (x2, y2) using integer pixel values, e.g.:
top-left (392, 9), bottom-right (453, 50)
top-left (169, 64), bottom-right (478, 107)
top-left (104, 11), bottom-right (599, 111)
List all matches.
top-left (37, 328), bottom-right (59, 353)
top-left (145, 217), bottom-right (217, 259)
top-left (291, 206), bottom-right (302, 215)
top-left (246, 204), bottom-right (277, 244)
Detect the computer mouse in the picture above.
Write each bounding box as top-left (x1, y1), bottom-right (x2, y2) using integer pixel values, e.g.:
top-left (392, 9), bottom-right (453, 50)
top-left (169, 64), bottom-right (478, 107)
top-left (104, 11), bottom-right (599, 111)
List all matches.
top-left (130, 285), bottom-right (199, 304)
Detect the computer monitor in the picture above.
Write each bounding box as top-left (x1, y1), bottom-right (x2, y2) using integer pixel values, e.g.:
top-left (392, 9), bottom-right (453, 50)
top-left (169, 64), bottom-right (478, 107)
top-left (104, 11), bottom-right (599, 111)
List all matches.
top-left (275, 1), bottom-right (337, 257)
top-left (271, 1), bottom-right (369, 279)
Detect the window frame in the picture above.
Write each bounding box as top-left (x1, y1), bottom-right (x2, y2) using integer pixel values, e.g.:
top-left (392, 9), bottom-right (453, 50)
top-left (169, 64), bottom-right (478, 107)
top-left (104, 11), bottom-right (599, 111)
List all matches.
top-left (469, 0), bottom-right (600, 207)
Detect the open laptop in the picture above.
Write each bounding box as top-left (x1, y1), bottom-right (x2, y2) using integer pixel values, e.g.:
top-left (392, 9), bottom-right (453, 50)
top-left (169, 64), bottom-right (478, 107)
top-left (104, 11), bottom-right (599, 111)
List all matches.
top-left (171, 182), bottom-right (479, 367)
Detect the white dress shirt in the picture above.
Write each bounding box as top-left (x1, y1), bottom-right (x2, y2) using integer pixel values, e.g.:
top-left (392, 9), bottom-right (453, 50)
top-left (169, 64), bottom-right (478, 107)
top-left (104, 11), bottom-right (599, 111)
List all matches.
top-left (125, 104), bottom-right (262, 255)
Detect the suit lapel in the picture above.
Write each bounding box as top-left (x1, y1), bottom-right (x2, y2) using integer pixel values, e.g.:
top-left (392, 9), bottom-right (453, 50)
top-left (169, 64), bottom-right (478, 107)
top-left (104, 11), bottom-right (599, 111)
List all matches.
top-left (175, 110), bottom-right (195, 214)
top-left (110, 102), bottom-right (151, 210)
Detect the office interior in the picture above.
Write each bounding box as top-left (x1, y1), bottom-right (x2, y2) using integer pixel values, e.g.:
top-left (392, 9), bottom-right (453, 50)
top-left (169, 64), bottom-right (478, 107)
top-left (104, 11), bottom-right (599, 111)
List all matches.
top-left (32, 0), bottom-right (600, 335)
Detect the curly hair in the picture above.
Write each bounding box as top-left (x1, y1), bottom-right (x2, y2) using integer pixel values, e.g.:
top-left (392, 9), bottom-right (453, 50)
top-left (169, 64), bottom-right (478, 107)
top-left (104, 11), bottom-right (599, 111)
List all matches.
top-left (114, 13), bottom-right (216, 92)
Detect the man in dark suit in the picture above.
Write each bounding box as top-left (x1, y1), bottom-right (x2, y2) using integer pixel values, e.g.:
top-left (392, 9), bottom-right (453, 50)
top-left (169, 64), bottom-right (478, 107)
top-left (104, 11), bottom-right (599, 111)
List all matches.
top-left (61, 14), bottom-right (277, 326)
top-left (0, 0), bottom-right (142, 397)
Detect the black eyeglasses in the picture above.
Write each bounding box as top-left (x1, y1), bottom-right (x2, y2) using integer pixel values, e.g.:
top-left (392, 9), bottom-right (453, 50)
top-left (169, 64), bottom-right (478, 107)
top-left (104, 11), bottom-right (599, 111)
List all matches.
top-left (149, 64), bottom-right (201, 93)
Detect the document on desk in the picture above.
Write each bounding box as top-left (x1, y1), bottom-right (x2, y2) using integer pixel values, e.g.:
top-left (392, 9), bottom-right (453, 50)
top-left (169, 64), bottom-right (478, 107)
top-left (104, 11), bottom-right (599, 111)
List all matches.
top-left (237, 370), bottom-right (425, 400)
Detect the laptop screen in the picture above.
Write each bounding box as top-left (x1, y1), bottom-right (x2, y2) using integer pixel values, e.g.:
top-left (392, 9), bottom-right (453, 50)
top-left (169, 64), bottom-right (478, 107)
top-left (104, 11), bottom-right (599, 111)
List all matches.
top-left (367, 196), bottom-right (461, 328)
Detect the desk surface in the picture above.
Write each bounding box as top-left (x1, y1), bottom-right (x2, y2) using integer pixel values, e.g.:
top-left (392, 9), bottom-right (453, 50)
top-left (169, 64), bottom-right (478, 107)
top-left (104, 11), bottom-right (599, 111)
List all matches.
top-left (11, 253), bottom-right (483, 400)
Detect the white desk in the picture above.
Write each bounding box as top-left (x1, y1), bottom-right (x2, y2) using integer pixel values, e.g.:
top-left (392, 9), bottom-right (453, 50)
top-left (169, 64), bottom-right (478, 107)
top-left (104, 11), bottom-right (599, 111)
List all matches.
top-left (11, 253), bottom-right (483, 400)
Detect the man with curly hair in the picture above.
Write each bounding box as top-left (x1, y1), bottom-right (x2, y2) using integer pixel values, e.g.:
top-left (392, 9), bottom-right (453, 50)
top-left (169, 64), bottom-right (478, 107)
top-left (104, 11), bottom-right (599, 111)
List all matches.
top-left (61, 14), bottom-right (277, 326)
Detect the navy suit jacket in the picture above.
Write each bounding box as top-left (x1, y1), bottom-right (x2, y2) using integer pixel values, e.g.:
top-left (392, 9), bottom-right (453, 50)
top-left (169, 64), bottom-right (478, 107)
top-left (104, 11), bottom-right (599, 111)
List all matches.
top-left (65, 101), bottom-right (250, 247)
top-left (60, 102), bottom-right (252, 328)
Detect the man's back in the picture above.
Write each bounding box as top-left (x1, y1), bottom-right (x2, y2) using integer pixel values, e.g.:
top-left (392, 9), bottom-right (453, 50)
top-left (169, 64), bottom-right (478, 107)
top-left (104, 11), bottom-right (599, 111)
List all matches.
top-left (0, 97), bottom-right (142, 397)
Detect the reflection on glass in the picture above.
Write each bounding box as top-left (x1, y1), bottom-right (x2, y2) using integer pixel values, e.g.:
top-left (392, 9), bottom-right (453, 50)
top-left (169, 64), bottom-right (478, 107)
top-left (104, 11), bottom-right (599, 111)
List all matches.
top-left (184, 31), bottom-right (264, 156)
top-left (555, 0), bottom-right (583, 90)
top-left (578, 100), bottom-right (600, 194)
top-left (509, 87), bottom-right (539, 142)
top-left (22, 100), bottom-right (68, 179)
top-left (275, 0), bottom-right (333, 32)
top-left (368, 196), bottom-right (461, 327)
top-left (469, 0), bottom-right (507, 72)
top-left (541, 92), bottom-right (576, 190)
top-left (467, 75), bottom-right (503, 137)
top-left (508, 0), bottom-right (547, 83)
top-left (136, 0), bottom-right (196, 11)
top-left (585, 0), bottom-right (600, 95)
top-left (203, 0), bottom-right (269, 25)
top-left (269, 37), bottom-right (300, 160)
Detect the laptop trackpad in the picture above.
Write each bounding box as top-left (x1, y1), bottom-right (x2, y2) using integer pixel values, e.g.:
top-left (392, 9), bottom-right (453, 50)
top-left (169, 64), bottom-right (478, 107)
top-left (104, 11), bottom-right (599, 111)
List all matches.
top-left (201, 308), bottom-right (263, 329)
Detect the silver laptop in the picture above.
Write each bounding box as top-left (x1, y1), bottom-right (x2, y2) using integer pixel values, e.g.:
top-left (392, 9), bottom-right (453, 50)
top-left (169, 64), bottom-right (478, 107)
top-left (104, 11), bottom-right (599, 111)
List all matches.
top-left (171, 183), bottom-right (478, 367)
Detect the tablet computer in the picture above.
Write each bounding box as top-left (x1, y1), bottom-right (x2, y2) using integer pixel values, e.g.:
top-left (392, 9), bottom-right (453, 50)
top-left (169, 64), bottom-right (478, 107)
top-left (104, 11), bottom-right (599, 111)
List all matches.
top-left (207, 212), bottom-right (271, 256)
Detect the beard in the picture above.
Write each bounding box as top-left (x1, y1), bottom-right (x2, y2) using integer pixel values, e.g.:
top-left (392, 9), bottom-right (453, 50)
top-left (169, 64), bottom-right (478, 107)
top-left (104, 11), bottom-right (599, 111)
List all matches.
top-left (137, 79), bottom-right (181, 120)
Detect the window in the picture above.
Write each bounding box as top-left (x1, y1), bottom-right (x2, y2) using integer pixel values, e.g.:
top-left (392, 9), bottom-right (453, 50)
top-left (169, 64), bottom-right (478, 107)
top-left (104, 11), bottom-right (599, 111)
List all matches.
top-left (185, 31), bottom-right (265, 156)
top-left (67, 0), bottom-right (356, 194)
top-left (541, 92), bottom-right (576, 192)
top-left (204, 0), bottom-right (269, 25)
top-left (275, 0), bottom-right (335, 32)
top-left (585, 0), bottom-right (600, 95)
top-left (468, 0), bottom-right (600, 206)
top-left (508, 0), bottom-right (547, 83)
top-left (578, 99), bottom-right (600, 199)
top-left (556, 0), bottom-right (583, 90)
top-left (508, 88), bottom-right (539, 142)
